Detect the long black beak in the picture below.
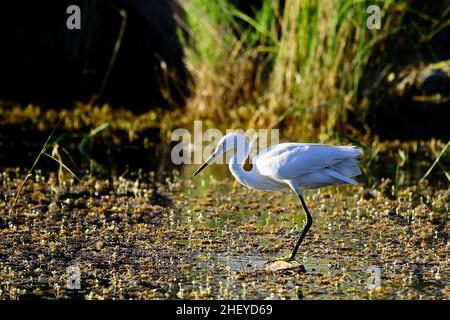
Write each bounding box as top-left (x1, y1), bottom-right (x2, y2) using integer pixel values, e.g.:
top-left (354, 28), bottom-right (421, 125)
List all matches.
top-left (193, 161), bottom-right (209, 177)
top-left (193, 153), bottom-right (215, 177)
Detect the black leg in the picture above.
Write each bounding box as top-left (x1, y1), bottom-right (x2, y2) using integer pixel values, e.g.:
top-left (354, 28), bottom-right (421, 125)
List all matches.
top-left (289, 194), bottom-right (313, 261)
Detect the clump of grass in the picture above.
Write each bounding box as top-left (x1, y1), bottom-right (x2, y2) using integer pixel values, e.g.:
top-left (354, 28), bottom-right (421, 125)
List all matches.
top-left (420, 140), bottom-right (450, 183)
top-left (79, 121), bottom-right (111, 175)
top-left (178, 0), bottom-right (446, 142)
top-left (177, 0), bottom-right (277, 132)
top-left (266, 0), bottom-right (398, 139)
top-left (8, 118), bottom-right (79, 217)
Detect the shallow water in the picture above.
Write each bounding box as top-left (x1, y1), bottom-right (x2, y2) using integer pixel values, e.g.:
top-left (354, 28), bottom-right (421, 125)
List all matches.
top-left (0, 160), bottom-right (449, 300)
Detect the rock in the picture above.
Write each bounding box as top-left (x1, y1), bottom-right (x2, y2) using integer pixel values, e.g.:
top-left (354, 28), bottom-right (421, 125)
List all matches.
top-left (264, 260), bottom-right (305, 272)
top-left (416, 68), bottom-right (450, 96)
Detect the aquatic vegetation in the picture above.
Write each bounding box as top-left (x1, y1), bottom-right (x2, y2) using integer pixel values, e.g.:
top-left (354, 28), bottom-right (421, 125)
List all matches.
top-left (0, 168), bottom-right (448, 300)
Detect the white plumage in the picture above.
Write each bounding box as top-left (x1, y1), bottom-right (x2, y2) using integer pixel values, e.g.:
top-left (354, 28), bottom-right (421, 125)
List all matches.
top-left (254, 143), bottom-right (362, 188)
top-left (194, 133), bottom-right (363, 261)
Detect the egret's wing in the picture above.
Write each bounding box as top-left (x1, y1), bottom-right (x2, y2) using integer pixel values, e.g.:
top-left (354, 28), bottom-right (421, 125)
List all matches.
top-left (255, 143), bottom-right (362, 180)
top-left (323, 168), bottom-right (358, 185)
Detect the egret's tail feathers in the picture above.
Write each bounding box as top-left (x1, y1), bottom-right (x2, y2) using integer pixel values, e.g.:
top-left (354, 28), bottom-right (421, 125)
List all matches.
top-left (336, 146), bottom-right (363, 159)
top-left (323, 168), bottom-right (358, 186)
top-left (332, 159), bottom-right (362, 177)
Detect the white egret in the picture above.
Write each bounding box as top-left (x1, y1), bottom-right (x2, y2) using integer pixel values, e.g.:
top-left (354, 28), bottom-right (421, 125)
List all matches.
top-left (194, 133), bottom-right (362, 261)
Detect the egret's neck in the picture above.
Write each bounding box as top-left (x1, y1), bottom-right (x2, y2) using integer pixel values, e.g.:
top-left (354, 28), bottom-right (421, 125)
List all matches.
top-left (229, 136), bottom-right (256, 188)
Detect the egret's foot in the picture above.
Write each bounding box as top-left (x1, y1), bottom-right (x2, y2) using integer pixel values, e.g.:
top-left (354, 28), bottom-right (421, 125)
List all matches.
top-left (264, 258), bottom-right (305, 272)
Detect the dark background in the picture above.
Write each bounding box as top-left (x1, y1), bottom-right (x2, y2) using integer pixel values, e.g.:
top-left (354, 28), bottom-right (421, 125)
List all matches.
top-left (0, 0), bottom-right (188, 110)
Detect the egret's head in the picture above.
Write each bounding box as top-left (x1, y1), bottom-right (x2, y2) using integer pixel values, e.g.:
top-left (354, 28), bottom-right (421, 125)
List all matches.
top-left (193, 133), bottom-right (246, 177)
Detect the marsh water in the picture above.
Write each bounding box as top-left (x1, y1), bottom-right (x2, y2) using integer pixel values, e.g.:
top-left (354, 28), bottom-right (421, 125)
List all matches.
top-left (0, 139), bottom-right (448, 300)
